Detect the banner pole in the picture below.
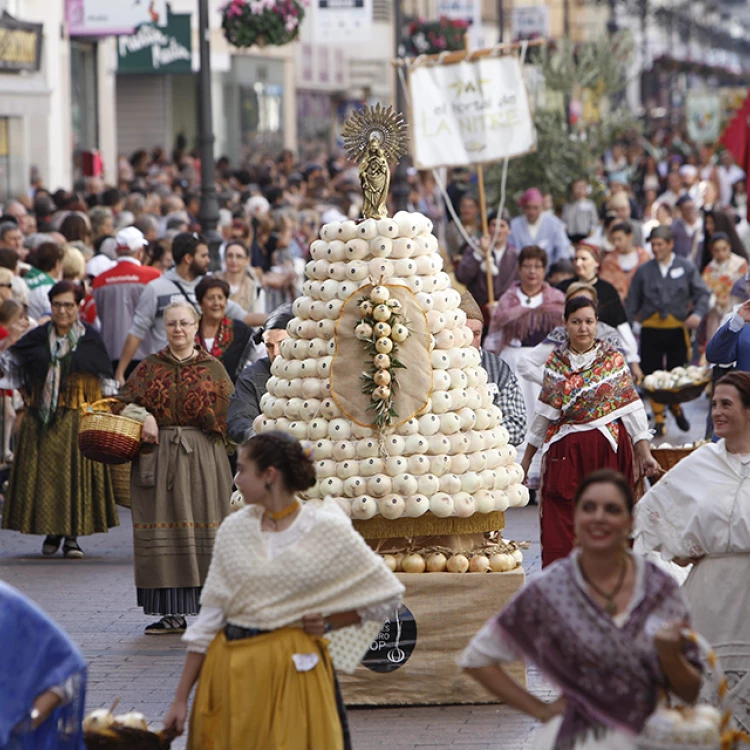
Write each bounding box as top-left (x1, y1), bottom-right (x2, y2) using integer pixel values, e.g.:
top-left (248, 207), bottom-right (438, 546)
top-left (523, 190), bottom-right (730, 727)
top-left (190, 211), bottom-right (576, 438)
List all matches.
top-left (476, 163), bottom-right (494, 306)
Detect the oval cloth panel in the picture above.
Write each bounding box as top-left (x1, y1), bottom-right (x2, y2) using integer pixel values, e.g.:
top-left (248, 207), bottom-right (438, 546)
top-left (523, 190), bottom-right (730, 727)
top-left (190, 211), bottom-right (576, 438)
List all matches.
top-left (331, 283), bottom-right (432, 429)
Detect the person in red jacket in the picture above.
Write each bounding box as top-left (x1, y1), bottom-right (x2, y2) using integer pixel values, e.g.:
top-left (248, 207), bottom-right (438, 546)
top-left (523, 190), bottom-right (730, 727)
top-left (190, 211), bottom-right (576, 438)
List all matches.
top-left (92, 227), bottom-right (161, 377)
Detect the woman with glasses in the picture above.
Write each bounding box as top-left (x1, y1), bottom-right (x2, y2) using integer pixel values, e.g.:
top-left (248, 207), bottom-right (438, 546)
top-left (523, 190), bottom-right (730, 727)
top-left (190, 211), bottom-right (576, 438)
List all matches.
top-left (115, 300), bottom-right (234, 635)
top-left (215, 241), bottom-right (263, 316)
top-left (485, 246), bottom-right (566, 493)
top-left (0, 280), bottom-right (118, 558)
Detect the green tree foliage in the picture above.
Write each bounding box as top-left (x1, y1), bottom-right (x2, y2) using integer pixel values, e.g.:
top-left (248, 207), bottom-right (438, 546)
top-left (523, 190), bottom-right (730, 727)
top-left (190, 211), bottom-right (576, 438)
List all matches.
top-left (486, 31), bottom-right (639, 210)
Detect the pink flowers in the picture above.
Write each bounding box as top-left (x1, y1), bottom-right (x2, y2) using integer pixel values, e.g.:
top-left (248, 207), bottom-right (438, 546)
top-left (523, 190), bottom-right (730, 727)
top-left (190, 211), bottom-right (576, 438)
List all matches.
top-left (225, 0), bottom-right (246, 19)
top-left (222, 0), bottom-right (305, 46)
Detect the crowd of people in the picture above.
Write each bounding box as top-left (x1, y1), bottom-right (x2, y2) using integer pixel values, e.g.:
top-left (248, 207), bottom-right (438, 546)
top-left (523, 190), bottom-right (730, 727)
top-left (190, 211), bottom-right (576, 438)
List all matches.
top-left (4, 127), bottom-right (750, 748)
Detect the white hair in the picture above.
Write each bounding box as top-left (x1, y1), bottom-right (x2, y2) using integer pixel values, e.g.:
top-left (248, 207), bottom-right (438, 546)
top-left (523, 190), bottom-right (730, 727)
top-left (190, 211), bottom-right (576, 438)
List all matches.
top-left (164, 300), bottom-right (200, 322)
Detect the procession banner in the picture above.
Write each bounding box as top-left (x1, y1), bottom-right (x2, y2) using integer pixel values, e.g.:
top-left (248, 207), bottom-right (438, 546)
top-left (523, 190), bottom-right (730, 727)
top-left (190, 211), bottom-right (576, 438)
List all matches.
top-left (409, 56), bottom-right (536, 169)
top-left (686, 93), bottom-right (721, 144)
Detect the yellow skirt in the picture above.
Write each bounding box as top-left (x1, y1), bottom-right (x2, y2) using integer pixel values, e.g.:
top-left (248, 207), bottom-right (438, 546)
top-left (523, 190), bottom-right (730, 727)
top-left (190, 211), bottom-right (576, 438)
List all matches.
top-left (188, 628), bottom-right (343, 750)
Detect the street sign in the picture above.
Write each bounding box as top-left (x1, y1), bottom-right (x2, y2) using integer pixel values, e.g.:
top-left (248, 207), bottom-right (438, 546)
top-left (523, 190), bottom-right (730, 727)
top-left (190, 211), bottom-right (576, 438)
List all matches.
top-left (511, 5), bottom-right (550, 40)
top-left (312, 0), bottom-right (372, 44)
top-left (0, 12), bottom-right (42, 73)
top-left (66, 0), bottom-right (168, 37)
top-left (117, 13), bottom-right (192, 75)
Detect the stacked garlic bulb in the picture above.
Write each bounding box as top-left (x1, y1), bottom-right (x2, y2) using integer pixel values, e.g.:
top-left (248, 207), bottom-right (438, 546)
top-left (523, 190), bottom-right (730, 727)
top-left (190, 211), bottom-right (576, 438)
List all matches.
top-left (254, 211), bottom-right (530, 520)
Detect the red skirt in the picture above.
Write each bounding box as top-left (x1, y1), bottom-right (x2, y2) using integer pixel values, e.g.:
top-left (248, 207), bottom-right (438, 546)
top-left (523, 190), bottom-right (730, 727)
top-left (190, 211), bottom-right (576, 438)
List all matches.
top-left (540, 422), bottom-right (634, 568)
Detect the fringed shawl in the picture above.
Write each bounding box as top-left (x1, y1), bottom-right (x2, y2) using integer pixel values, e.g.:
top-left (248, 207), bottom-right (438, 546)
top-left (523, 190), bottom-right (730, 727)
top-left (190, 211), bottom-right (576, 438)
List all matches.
top-left (538, 343), bottom-right (641, 447)
top-left (485, 282), bottom-right (565, 354)
top-left (494, 554), bottom-right (696, 750)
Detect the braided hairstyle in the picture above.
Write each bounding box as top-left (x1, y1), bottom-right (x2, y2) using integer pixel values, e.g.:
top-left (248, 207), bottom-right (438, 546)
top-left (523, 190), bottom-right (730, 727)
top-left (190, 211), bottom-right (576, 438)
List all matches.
top-left (241, 431), bottom-right (316, 492)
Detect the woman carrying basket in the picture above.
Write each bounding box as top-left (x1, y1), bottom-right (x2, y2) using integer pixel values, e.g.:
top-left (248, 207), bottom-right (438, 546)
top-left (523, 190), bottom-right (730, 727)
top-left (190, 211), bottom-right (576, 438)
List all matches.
top-left (163, 432), bottom-right (404, 750)
top-left (634, 371), bottom-right (750, 733)
top-left (461, 470), bottom-right (702, 750)
top-left (0, 280), bottom-right (118, 559)
top-left (116, 300), bottom-right (234, 635)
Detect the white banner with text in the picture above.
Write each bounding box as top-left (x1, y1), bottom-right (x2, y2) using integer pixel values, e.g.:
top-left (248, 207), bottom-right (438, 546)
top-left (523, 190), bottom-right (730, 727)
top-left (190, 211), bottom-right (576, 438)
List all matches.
top-left (409, 56), bottom-right (536, 169)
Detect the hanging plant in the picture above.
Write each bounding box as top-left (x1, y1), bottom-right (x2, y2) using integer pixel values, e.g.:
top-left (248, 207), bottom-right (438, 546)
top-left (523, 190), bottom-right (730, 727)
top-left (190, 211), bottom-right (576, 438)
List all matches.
top-left (221, 0), bottom-right (305, 48)
top-left (406, 16), bottom-right (469, 57)
top-left (355, 286), bottom-right (411, 429)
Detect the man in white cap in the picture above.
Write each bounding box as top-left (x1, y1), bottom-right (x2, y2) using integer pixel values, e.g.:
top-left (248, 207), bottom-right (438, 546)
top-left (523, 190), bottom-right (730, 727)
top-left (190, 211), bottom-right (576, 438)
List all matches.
top-left (92, 226), bottom-right (161, 376)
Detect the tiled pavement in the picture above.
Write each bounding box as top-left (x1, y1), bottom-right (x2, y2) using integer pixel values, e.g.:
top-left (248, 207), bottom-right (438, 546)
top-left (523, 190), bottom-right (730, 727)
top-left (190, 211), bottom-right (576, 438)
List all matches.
top-left (0, 395), bottom-right (708, 749)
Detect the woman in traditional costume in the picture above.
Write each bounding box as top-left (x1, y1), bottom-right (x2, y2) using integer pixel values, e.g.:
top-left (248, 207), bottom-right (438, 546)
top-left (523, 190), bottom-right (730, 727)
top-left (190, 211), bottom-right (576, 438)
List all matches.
top-left (194, 276), bottom-right (252, 383)
top-left (520, 296), bottom-right (658, 567)
top-left (0, 280), bottom-right (118, 559)
top-left (116, 300), bottom-right (234, 635)
top-left (163, 431), bottom-right (404, 750)
top-left (557, 240), bottom-right (640, 365)
top-left (517, 282), bottom-right (639, 386)
top-left (634, 371), bottom-right (750, 733)
top-left (0, 581), bottom-right (87, 749)
top-left (461, 470), bottom-right (702, 750)
top-left (485, 246), bottom-right (566, 492)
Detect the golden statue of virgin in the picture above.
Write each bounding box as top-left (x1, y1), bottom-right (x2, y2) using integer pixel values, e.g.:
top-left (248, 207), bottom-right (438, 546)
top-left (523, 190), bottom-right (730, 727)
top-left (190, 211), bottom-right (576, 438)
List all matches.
top-left (360, 136), bottom-right (390, 219)
top-left (341, 104), bottom-right (408, 220)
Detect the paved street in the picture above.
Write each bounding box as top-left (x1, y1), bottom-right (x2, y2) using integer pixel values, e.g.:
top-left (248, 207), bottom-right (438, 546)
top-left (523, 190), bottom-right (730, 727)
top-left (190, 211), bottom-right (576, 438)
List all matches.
top-left (0, 394), bottom-right (708, 749)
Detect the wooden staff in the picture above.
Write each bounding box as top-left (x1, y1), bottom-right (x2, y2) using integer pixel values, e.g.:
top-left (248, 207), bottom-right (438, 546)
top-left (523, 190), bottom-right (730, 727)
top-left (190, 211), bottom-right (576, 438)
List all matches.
top-left (476, 163), bottom-right (494, 306)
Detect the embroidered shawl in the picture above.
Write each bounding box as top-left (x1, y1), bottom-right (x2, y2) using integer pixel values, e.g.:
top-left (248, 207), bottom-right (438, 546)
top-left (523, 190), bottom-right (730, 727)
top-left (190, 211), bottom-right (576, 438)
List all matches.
top-left (118, 347), bottom-right (234, 437)
top-left (539, 343), bottom-right (640, 446)
top-left (494, 555), bottom-right (695, 750)
top-left (485, 282), bottom-right (565, 354)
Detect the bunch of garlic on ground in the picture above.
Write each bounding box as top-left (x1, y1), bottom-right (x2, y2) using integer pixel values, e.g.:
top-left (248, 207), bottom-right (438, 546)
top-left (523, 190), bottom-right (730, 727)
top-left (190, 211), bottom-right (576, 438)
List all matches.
top-left (642, 364), bottom-right (710, 391)
top-left (254, 211), bottom-right (529, 520)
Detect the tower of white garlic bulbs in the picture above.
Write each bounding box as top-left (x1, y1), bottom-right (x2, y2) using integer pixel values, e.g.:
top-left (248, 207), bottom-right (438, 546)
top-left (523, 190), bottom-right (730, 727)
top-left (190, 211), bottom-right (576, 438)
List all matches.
top-left (253, 208), bottom-right (530, 524)
top-left (253, 104), bottom-right (528, 532)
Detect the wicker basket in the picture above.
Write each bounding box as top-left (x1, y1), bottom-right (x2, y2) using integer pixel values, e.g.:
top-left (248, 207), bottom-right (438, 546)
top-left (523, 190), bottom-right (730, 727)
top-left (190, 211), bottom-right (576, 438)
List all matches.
top-left (109, 463), bottom-right (131, 508)
top-left (641, 378), bottom-right (710, 406)
top-left (651, 447), bottom-right (695, 476)
top-left (78, 398), bottom-right (142, 465)
top-left (637, 631), bottom-right (729, 750)
top-left (85, 727), bottom-right (173, 749)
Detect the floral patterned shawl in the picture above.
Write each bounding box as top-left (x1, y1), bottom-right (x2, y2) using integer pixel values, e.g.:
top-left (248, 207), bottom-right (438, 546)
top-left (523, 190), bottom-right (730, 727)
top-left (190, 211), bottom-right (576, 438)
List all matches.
top-left (494, 554), bottom-right (696, 750)
top-left (196, 316), bottom-right (234, 359)
top-left (538, 343), bottom-right (641, 447)
top-left (118, 347), bottom-right (234, 437)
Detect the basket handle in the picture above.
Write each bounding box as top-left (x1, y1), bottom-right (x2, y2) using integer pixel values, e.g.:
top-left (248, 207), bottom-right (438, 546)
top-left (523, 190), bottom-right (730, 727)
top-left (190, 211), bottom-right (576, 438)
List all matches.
top-left (80, 397), bottom-right (122, 416)
top-left (682, 629), bottom-right (738, 744)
